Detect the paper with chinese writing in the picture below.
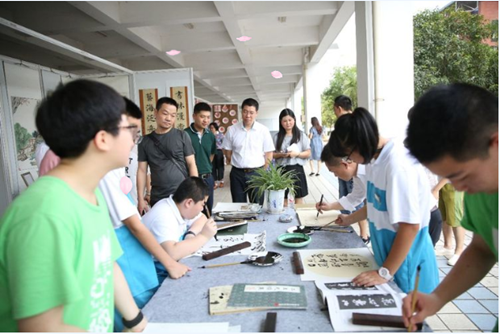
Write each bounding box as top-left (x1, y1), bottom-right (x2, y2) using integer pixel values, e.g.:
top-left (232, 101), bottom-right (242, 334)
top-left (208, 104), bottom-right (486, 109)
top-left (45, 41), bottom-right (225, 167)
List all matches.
top-left (296, 208), bottom-right (341, 227)
top-left (298, 248), bottom-right (377, 281)
top-left (192, 232), bottom-right (266, 257)
top-left (227, 284), bottom-right (307, 309)
top-left (315, 280), bottom-right (405, 332)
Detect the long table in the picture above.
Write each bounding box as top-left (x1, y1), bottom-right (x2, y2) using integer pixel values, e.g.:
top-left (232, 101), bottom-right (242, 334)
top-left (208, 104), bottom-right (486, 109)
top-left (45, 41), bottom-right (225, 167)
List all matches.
top-left (142, 207), bottom-right (429, 332)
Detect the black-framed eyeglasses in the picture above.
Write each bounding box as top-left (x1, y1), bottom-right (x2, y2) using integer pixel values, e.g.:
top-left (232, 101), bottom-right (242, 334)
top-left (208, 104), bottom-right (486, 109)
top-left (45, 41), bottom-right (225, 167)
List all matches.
top-left (342, 146), bottom-right (356, 163)
top-left (116, 125), bottom-right (142, 144)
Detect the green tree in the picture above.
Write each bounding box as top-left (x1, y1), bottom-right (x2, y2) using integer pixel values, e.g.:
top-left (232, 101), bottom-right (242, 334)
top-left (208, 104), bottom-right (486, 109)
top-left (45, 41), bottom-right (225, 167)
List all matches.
top-left (14, 123), bottom-right (31, 153)
top-left (320, 66), bottom-right (357, 129)
top-left (414, 8), bottom-right (498, 99)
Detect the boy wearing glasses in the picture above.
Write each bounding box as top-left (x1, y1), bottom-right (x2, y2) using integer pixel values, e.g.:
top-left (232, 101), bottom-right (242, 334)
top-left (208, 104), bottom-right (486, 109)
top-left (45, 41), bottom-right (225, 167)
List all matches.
top-left (0, 80), bottom-right (146, 331)
top-left (316, 146), bottom-right (367, 219)
top-left (143, 177), bottom-right (217, 282)
top-left (98, 98), bottom-right (191, 331)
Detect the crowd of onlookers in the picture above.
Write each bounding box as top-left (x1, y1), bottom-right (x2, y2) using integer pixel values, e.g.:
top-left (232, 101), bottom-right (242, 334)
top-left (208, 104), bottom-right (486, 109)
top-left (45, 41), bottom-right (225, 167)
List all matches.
top-left (0, 79), bottom-right (496, 332)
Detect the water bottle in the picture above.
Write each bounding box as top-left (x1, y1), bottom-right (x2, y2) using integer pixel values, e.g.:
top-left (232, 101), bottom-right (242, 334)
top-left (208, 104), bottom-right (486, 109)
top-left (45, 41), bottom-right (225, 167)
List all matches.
top-left (288, 192), bottom-right (295, 210)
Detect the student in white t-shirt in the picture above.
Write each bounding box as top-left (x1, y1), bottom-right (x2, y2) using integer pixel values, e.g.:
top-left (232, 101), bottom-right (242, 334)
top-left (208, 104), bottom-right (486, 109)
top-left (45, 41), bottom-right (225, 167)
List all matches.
top-left (143, 177), bottom-right (217, 280)
top-left (315, 148), bottom-right (369, 243)
top-left (327, 108), bottom-right (439, 294)
top-left (98, 98), bottom-right (191, 330)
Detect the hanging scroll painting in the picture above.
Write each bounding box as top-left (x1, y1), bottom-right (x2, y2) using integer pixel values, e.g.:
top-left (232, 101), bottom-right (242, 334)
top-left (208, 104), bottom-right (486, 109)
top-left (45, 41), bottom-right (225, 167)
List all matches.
top-left (170, 86), bottom-right (189, 131)
top-left (139, 88), bottom-right (158, 135)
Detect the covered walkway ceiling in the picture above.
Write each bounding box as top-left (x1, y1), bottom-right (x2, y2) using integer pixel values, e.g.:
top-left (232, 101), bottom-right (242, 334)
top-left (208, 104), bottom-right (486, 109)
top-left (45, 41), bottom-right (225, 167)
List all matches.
top-left (0, 1), bottom-right (354, 106)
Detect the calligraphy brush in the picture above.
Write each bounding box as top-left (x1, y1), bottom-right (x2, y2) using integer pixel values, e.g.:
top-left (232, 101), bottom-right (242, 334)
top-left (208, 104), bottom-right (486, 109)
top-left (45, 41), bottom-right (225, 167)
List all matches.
top-left (205, 204), bottom-right (217, 241)
top-left (408, 265), bottom-right (421, 332)
top-left (316, 194), bottom-right (324, 220)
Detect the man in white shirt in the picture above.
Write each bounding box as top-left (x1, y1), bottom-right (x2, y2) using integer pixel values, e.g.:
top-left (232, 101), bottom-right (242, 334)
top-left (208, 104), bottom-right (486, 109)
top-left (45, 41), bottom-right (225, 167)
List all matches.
top-left (223, 98), bottom-right (275, 203)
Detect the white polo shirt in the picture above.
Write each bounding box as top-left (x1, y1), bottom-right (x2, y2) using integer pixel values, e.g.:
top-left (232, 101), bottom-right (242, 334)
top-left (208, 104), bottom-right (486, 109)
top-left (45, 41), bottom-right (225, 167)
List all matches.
top-left (338, 165), bottom-right (367, 212)
top-left (222, 121), bottom-right (275, 168)
top-left (142, 195), bottom-right (201, 245)
top-left (99, 168), bottom-right (139, 229)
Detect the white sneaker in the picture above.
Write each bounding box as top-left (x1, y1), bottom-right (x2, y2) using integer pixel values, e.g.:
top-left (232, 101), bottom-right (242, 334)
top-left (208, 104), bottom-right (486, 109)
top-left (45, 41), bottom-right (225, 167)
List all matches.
top-left (447, 254), bottom-right (461, 266)
top-left (435, 247), bottom-right (454, 256)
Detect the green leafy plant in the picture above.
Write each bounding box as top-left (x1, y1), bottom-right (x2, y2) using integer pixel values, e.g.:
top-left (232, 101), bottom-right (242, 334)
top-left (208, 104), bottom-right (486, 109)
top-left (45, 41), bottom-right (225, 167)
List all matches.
top-left (246, 162), bottom-right (298, 201)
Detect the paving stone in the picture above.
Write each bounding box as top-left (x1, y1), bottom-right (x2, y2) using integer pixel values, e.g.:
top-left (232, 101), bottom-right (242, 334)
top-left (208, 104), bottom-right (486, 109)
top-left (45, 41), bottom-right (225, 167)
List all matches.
top-left (426, 314), bottom-right (448, 330)
top-left (488, 287), bottom-right (498, 296)
top-left (467, 314), bottom-right (498, 331)
top-left (438, 302), bottom-right (461, 314)
top-left (438, 314), bottom-right (478, 330)
top-left (454, 292), bottom-right (473, 300)
top-left (468, 287), bottom-right (498, 299)
top-left (481, 276), bottom-right (499, 288)
top-left (479, 300), bottom-right (499, 314)
top-left (453, 300), bottom-right (489, 314)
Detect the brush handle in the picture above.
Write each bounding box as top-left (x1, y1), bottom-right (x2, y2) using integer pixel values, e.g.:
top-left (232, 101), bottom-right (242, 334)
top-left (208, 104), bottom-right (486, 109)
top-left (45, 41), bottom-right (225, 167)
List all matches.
top-left (201, 261), bottom-right (247, 269)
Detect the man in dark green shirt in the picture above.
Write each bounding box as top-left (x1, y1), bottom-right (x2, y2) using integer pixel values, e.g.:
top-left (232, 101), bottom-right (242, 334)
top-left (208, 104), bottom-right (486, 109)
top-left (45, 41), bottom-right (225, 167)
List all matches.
top-left (185, 102), bottom-right (216, 214)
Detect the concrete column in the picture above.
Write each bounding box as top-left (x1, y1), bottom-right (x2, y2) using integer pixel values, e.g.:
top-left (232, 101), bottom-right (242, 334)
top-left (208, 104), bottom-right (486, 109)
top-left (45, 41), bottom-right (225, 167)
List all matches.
top-left (302, 56), bottom-right (323, 134)
top-left (355, 2), bottom-right (375, 114)
top-left (372, 2), bottom-right (414, 138)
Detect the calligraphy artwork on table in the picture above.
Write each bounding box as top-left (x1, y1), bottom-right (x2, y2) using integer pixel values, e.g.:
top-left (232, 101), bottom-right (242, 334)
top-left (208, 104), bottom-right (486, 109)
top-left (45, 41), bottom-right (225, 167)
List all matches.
top-left (298, 248), bottom-right (377, 281)
top-left (314, 280), bottom-right (404, 332)
top-left (139, 89), bottom-right (158, 135)
top-left (296, 208), bottom-right (341, 227)
top-left (192, 232), bottom-right (266, 258)
top-left (212, 104), bottom-right (238, 134)
top-left (324, 282), bottom-right (378, 291)
top-left (170, 86), bottom-right (189, 131)
top-left (337, 294), bottom-right (397, 310)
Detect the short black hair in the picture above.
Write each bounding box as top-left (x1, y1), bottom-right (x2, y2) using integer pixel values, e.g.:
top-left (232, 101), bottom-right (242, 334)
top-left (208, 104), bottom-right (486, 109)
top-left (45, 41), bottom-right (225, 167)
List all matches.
top-left (36, 79), bottom-right (125, 159)
top-left (124, 97), bottom-right (142, 119)
top-left (327, 107), bottom-right (379, 164)
top-left (320, 146), bottom-right (342, 166)
top-left (334, 95), bottom-right (353, 111)
top-left (406, 83), bottom-right (498, 163)
top-left (209, 122), bottom-right (219, 131)
top-left (242, 98), bottom-right (259, 111)
top-left (156, 97), bottom-right (178, 111)
top-left (173, 177), bottom-right (209, 203)
top-left (194, 102), bottom-right (211, 114)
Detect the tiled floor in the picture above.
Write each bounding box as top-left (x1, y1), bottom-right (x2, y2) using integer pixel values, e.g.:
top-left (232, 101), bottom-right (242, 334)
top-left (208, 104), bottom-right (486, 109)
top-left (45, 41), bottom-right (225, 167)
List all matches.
top-left (213, 163), bottom-right (498, 332)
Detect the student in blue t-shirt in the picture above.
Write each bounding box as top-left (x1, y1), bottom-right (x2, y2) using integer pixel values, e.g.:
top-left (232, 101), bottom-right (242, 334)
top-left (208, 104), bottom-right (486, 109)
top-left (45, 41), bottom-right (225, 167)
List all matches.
top-left (327, 108), bottom-right (439, 294)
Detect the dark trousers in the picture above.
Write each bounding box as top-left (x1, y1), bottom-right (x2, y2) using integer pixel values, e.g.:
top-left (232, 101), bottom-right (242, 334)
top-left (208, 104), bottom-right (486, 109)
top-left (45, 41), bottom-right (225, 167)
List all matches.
top-left (230, 167), bottom-right (264, 204)
top-left (428, 208), bottom-right (443, 247)
top-left (202, 174), bottom-right (214, 216)
top-left (212, 149), bottom-right (225, 181)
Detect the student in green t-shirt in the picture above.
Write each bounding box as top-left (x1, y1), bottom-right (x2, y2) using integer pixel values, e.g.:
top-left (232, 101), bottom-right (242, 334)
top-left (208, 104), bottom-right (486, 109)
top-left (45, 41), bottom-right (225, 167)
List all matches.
top-left (403, 83), bottom-right (498, 332)
top-left (0, 80), bottom-right (147, 332)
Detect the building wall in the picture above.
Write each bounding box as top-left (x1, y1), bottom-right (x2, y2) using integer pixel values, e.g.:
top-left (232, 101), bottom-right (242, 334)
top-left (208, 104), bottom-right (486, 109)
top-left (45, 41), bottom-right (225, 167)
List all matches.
top-left (479, 1), bottom-right (498, 47)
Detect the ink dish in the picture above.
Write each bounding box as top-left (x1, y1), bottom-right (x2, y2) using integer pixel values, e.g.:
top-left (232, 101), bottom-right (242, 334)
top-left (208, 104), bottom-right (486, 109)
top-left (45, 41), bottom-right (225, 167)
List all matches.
top-left (277, 233), bottom-right (311, 248)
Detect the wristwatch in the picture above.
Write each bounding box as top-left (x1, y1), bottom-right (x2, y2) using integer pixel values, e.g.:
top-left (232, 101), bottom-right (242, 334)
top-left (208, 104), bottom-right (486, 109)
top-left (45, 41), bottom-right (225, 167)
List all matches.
top-left (378, 266), bottom-right (393, 281)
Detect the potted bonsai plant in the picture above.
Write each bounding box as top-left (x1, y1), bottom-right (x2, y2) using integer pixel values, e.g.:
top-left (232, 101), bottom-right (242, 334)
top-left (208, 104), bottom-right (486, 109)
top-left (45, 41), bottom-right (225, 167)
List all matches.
top-left (246, 162), bottom-right (297, 214)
